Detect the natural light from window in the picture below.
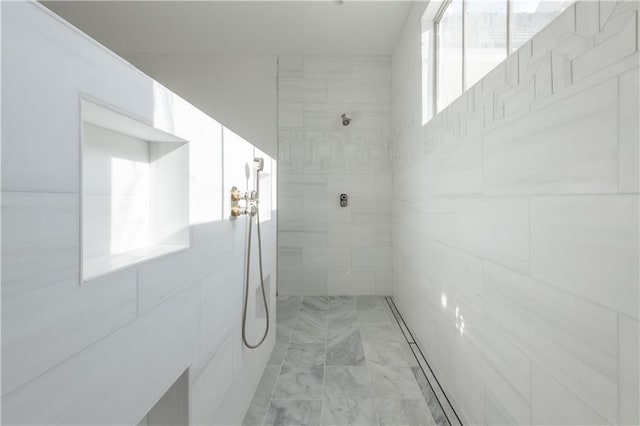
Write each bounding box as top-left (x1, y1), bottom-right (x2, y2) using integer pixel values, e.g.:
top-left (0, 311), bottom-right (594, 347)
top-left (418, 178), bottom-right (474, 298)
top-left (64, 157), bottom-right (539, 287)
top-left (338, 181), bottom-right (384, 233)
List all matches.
top-left (436, 0), bottom-right (463, 113)
top-left (110, 156), bottom-right (150, 255)
top-left (464, 0), bottom-right (507, 89)
top-left (423, 0), bottom-right (574, 123)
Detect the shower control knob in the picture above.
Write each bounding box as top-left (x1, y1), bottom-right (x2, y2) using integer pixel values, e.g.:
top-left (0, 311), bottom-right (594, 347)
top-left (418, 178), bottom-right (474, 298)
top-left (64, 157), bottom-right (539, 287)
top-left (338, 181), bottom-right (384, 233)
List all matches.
top-left (339, 193), bottom-right (348, 207)
top-left (231, 206), bottom-right (245, 218)
top-left (231, 186), bottom-right (242, 201)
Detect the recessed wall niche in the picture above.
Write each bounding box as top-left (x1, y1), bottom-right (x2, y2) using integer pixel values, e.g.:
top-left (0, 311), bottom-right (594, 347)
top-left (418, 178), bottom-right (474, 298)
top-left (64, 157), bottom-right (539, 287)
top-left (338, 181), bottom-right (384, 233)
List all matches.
top-left (81, 99), bottom-right (189, 282)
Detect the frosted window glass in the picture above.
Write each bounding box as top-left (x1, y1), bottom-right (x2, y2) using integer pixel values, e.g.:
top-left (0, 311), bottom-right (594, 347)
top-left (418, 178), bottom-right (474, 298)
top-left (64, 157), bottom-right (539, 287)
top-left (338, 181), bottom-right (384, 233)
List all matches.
top-left (437, 0), bottom-right (463, 112)
top-left (465, 0), bottom-right (507, 89)
top-left (510, 1), bottom-right (572, 52)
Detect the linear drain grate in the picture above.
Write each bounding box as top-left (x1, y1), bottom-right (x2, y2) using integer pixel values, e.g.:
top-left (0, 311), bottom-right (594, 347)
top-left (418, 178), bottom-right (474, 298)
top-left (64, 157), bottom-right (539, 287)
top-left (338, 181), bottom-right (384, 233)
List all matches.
top-left (385, 297), bottom-right (463, 426)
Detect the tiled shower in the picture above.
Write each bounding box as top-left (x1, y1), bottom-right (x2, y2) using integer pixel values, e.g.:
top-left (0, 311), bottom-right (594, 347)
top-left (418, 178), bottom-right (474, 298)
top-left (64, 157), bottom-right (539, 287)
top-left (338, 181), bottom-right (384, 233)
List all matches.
top-left (277, 56), bottom-right (393, 296)
top-left (2, 1), bottom-right (639, 426)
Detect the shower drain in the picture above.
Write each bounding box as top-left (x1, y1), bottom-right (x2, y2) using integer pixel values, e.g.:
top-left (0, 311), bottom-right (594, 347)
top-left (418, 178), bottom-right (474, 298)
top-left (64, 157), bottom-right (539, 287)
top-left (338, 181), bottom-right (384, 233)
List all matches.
top-left (384, 297), bottom-right (464, 426)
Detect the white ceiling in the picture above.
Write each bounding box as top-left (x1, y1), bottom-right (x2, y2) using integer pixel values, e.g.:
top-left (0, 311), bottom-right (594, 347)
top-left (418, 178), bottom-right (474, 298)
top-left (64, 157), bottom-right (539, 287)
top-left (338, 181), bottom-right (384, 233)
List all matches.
top-left (42, 1), bottom-right (413, 56)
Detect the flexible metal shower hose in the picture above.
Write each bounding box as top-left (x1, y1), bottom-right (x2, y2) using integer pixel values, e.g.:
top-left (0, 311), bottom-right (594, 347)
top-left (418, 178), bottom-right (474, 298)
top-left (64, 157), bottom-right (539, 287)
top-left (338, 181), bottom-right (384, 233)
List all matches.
top-left (241, 168), bottom-right (269, 349)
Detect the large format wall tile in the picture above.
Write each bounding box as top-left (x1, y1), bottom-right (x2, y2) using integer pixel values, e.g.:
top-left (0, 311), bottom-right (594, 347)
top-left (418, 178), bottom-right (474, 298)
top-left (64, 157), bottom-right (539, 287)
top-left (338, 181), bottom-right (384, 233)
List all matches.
top-left (278, 56), bottom-right (392, 296)
top-left (531, 195), bottom-right (639, 319)
top-left (278, 271), bottom-right (328, 296)
top-left (2, 286), bottom-right (200, 425)
top-left (572, 6), bottom-right (638, 82)
top-left (619, 66), bottom-right (640, 193)
top-left (327, 271), bottom-right (376, 295)
top-left (531, 365), bottom-right (609, 425)
top-left (484, 262), bottom-right (618, 422)
top-left (1, 4), bottom-right (154, 193)
top-left (392, 2), bottom-right (638, 425)
top-left (199, 261), bottom-right (242, 364)
top-left (425, 241), bottom-right (484, 315)
top-left (433, 138), bottom-right (483, 195)
top-left (191, 333), bottom-right (234, 425)
top-left (454, 197), bottom-right (530, 273)
top-left (619, 315), bottom-right (640, 425)
top-left (2, 267), bottom-right (137, 396)
top-left (303, 247), bottom-right (351, 271)
top-left (1, 192), bottom-right (79, 298)
top-left (2, 4), bottom-right (278, 425)
top-left (1, 192), bottom-right (137, 394)
top-left (484, 78), bottom-right (618, 195)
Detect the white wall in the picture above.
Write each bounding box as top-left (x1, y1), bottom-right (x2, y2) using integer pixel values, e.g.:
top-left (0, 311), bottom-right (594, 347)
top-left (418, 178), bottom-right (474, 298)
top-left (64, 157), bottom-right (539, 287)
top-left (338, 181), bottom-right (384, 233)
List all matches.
top-left (392, 1), bottom-right (639, 425)
top-left (137, 370), bottom-right (189, 426)
top-left (120, 53), bottom-right (278, 159)
top-left (1, 3), bottom-right (277, 424)
top-left (277, 55), bottom-right (393, 296)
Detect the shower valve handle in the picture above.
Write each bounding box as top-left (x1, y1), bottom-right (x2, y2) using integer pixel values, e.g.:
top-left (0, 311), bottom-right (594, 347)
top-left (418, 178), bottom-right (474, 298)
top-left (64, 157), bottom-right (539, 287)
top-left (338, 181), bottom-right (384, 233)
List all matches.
top-left (231, 206), bottom-right (246, 217)
top-left (231, 187), bottom-right (247, 201)
top-left (231, 188), bottom-right (257, 202)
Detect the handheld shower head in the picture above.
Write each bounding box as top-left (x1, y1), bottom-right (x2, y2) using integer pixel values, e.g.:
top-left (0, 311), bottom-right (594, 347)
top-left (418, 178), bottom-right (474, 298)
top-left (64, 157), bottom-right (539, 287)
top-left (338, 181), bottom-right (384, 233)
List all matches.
top-left (254, 157), bottom-right (264, 172)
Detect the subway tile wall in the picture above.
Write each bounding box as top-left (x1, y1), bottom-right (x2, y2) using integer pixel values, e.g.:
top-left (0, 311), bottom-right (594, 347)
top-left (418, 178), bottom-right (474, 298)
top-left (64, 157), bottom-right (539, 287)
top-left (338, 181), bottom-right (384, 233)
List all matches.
top-left (277, 56), bottom-right (393, 296)
top-left (392, 1), bottom-right (639, 425)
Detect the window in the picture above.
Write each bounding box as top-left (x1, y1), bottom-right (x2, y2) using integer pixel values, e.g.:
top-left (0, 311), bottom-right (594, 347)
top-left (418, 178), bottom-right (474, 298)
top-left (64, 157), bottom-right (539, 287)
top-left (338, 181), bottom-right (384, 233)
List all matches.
top-left (510, 1), bottom-right (572, 52)
top-left (464, 1), bottom-right (507, 89)
top-left (425, 0), bottom-right (573, 118)
top-left (436, 0), bottom-right (463, 113)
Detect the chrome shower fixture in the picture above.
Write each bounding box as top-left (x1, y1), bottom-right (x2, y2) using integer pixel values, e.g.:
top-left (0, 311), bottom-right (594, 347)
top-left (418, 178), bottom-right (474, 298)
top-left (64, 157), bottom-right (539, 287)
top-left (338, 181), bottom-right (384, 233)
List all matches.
top-left (254, 157), bottom-right (264, 172)
top-left (341, 113), bottom-right (351, 126)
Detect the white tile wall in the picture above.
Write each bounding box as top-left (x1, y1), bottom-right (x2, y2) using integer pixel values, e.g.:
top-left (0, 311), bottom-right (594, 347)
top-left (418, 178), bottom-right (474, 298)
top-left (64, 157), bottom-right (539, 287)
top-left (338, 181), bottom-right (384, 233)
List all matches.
top-left (619, 315), bottom-right (640, 424)
top-left (531, 365), bottom-right (609, 425)
top-left (191, 333), bottom-right (234, 425)
top-left (278, 56), bottom-right (392, 296)
top-left (454, 197), bottom-right (530, 273)
top-left (531, 195), bottom-right (639, 319)
top-left (2, 3), bottom-right (277, 425)
top-left (392, 1), bottom-right (639, 425)
top-left (619, 66), bottom-right (640, 193)
top-left (484, 78), bottom-right (619, 196)
top-left (484, 263), bottom-right (619, 421)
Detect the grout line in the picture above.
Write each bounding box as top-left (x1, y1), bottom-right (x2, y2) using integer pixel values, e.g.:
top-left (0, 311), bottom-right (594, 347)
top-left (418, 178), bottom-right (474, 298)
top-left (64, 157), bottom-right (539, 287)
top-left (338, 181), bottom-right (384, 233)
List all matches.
top-left (528, 196), bottom-right (532, 276)
top-left (426, 231), bottom-right (631, 317)
top-left (616, 74), bottom-right (621, 194)
top-left (385, 297), bottom-right (464, 426)
top-left (259, 297), bottom-right (303, 426)
top-left (267, 398), bottom-right (324, 401)
top-left (358, 298), bottom-right (382, 426)
top-left (616, 313), bottom-right (621, 425)
top-left (529, 357), bottom-right (533, 425)
top-left (320, 296), bottom-right (329, 426)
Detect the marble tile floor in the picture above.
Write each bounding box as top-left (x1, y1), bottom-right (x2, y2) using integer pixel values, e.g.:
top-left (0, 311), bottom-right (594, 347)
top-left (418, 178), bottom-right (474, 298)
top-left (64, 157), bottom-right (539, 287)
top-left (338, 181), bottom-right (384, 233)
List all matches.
top-left (242, 296), bottom-right (454, 426)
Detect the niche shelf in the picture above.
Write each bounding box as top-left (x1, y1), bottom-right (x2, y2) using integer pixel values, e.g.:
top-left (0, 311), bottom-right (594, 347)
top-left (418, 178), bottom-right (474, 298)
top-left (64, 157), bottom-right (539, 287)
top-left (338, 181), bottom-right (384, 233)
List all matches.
top-left (81, 99), bottom-right (190, 283)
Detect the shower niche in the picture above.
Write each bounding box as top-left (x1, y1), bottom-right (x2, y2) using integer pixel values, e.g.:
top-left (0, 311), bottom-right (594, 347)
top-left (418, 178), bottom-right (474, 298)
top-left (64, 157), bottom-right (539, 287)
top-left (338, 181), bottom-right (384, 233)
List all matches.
top-left (81, 99), bottom-right (190, 283)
